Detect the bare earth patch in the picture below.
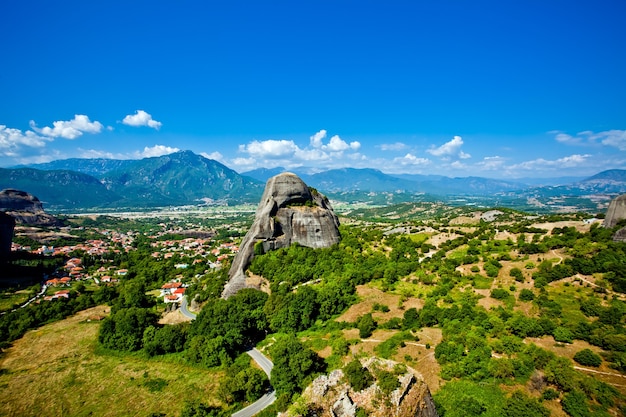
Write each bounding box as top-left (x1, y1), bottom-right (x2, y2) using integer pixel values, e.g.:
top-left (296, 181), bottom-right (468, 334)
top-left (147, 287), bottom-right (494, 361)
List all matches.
top-left (337, 284), bottom-right (424, 324)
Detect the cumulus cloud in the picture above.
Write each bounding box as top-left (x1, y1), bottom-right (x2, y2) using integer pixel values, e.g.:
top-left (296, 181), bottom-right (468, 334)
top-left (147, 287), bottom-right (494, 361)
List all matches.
top-left (240, 139), bottom-right (299, 158)
top-left (552, 129), bottom-right (626, 150)
top-left (30, 114), bottom-right (103, 139)
top-left (393, 153), bottom-right (431, 166)
top-left (325, 135), bottom-right (356, 152)
top-left (234, 130), bottom-right (363, 171)
top-left (379, 142), bottom-right (408, 151)
top-left (427, 136), bottom-right (469, 158)
top-left (310, 130), bottom-right (327, 148)
top-left (138, 144), bottom-right (180, 158)
top-left (122, 110), bottom-right (162, 130)
top-left (0, 125), bottom-right (51, 155)
top-left (201, 151), bottom-right (224, 161)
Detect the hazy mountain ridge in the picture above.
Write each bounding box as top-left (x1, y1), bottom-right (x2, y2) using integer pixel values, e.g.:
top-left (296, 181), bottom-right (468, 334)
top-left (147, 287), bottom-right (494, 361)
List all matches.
top-left (0, 167), bottom-right (122, 208)
top-left (8, 151), bottom-right (626, 211)
top-left (15, 158), bottom-right (136, 178)
top-left (6, 151), bottom-right (263, 209)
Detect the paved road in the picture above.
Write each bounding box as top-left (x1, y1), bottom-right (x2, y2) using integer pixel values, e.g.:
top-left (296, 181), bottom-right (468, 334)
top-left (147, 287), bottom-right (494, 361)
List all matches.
top-left (179, 296), bottom-right (197, 319)
top-left (181, 297), bottom-right (276, 417)
top-left (231, 349), bottom-right (276, 417)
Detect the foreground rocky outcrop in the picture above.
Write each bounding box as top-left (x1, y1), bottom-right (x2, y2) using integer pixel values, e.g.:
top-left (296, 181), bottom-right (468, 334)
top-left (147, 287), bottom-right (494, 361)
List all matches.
top-left (280, 357), bottom-right (438, 417)
top-left (223, 173), bottom-right (340, 298)
top-left (0, 189), bottom-right (61, 226)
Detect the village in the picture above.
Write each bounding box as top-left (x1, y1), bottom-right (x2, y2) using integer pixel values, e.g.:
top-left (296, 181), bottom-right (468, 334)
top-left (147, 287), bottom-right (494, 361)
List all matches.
top-left (10, 226), bottom-right (241, 306)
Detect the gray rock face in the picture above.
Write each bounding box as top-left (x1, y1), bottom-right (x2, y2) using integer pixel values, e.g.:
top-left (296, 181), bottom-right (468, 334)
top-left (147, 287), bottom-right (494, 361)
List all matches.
top-left (0, 189), bottom-right (60, 226)
top-left (223, 173), bottom-right (340, 298)
top-left (604, 194), bottom-right (626, 228)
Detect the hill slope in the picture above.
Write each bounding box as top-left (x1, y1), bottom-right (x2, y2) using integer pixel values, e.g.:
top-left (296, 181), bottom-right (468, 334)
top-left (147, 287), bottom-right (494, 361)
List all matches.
top-left (0, 168), bottom-right (122, 209)
top-left (101, 150), bottom-right (263, 206)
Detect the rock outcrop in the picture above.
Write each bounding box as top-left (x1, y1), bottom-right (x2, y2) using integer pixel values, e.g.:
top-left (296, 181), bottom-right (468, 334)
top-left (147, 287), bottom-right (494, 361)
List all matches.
top-left (603, 194), bottom-right (626, 241)
top-left (0, 189), bottom-right (61, 226)
top-left (281, 358), bottom-right (439, 417)
top-left (604, 194), bottom-right (626, 228)
top-left (222, 173), bottom-right (340, 298)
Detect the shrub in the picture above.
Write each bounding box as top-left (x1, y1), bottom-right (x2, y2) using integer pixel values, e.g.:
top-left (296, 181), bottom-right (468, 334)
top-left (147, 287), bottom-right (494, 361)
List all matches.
top-left (573, 349), bottom-right (602, 367)
top-left (561, 390), bottom-right (591, 417)
top-left (490, 288), bottom-right (510, 300)
top-left (510, 267), bottom-right (525, 282)
top-left (344, 359), bottom-right (374, 391)
top-left (542, 388), bottom-right (559, 400)
top-left (356, 313), bottom-right (377, 338)
top-left (518, 289), bottom-right (535, 302)
top-left (553, 327), bottom-right (573, 343)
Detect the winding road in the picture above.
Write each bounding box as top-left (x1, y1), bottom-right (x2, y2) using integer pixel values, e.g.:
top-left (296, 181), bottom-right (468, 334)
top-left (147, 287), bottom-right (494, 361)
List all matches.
top-left (232, 349), bottom-right (276, 417)
top-left (179, 296), bottom-right (197, 319)
top-left (181, 296), bottom-right (275, 417)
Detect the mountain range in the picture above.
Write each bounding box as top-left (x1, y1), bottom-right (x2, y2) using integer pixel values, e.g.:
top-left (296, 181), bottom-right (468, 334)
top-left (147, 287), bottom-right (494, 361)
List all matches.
top-left (1, 150), bottom-right (625, 212)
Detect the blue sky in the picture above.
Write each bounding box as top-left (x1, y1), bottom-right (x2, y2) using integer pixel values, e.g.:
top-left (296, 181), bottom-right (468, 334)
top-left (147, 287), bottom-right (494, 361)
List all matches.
top-left (1, 1), bottom-right (625, 178)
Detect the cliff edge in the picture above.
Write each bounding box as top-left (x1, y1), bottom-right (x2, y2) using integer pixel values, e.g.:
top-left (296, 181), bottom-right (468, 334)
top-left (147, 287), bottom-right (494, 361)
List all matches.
top-left (222, 173), bottom-right (340, 298)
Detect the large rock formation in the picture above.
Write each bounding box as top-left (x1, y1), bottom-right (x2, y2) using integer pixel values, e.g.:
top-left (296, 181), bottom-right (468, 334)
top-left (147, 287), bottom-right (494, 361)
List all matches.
top-left (223, 173), bottom-right (340, 298)
top-left (603, 194), bottom-right (626, 242)
top-left (604, 194), bottom-right (626, 228)
top-left (0, 189), bottom-right (61, 226)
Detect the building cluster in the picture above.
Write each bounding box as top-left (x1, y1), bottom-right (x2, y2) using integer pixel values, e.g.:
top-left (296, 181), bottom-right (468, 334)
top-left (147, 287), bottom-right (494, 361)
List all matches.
top-left (13, 227), bottom-right (240, 305)
top-left (149, 237), bottom-right (239, 270)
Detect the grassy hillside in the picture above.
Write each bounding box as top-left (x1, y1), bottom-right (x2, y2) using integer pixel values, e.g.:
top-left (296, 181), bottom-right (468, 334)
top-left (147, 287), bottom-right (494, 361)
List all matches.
top-left (0, 306), bottom-right (223, 416)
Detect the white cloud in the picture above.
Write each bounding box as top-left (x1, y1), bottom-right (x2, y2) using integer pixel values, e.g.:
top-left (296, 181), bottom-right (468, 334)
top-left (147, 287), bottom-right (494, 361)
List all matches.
top-left (477, 156), bottom-right (507, 170)
top-left (427, 136), bottom-right (465, 157)
top-left (236, 131), bottom-right (362, 170)
top-left (122, 110), bottom-right (162, 130)
top-left (554, 132), bottom-right (579, 144)
top-left (552, 129), bottom-right (626, 150)
top-left (393, 153), bottom-right (431, 166)
top-left (310, 130), bottom-right (327, 148)
top-left (77, 149), bottom-right (122, 159)
top-left (241, 139), bottom-right (299, 158)
top-left (324, 135), bottom-right (360, 152)
top-left (201, 151), bottom-right (224, 161)
top-left (0, 125), bottom-right (51, 155)
top-left (30, 114), bottom-right (103, 139)
top-left (294, 147), bottom-right (330, 162)
top-left (594, 130), bottom-right (626, 150)
top-left (512, 154), bottom-right (591, 171)
top-left (231, 157), bottom-right (258, 168)
top-left (379, 142), bottom-right (408, 151)
top-left (138, 144), bottom-right (180, 158)
top-left (459, 150), bottom-right (471, 159)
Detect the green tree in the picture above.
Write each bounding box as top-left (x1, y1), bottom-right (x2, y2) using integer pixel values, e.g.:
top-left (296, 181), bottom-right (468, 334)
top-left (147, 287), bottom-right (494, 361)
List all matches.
top-left (270, 335), bottom-right (325, 397)
top-left (573, 349), bottom-right (602, 367)
top-left (344, 359), bottom-right (374, 391)
top-left (98, 307), bottom-right (157, 351)
top-left (561, 390), bottom-right (591, 417)
top-left (518, 289), bottom-right (535, 302)
top-left (356, 313), bottom-right (377, 338)
top-left (502, 390), bottom-right (550, 417)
